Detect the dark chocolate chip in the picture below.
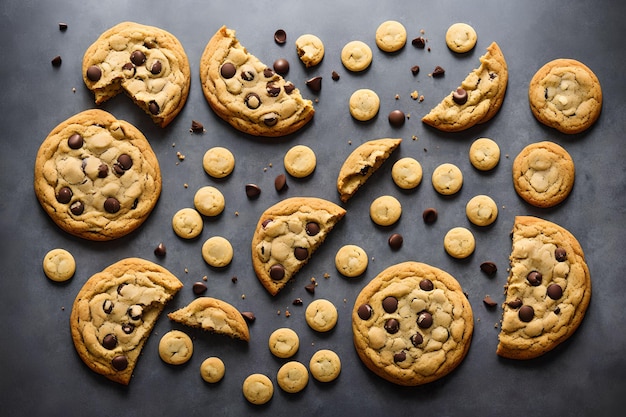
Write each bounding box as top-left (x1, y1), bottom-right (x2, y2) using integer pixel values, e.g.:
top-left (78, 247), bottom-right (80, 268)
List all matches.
top-left (419, 279), bottom-right (434, 292)
top-left (68, 133), bottom-right (84, 149)
top-left (86, 65), bottom-right (102, 81)
top-left (480, 261), bottom-right (498, 276)
top-left (305, 222), bottom-right (320, 236)
top-left (104, 197), bottom-right (121, 213)
top-left (382, 296), bottom-right (398, 313)
top-left (294, 247), bottom-right (308, 261)
top-left (98, 163), bottom-right (109, 178)
top-left (331, 70), bottom-right (340, 81)
top-left (283, 82), bottom-right (295, 94)
top-left (263, 67), bottom-right (275, 78)
top-left (150, 60), bottom-right (162, 75)
top-left (241, 311), bottom-right (256, 323)
top-left (547, 283), bottom-right (563, 300)
top-left (122, 62), bottom-right (136, 76)
top-left (261, 219), bottom-right (273, 228)
top-left (357, 304), bottom-right (373, 320)
top-left (220, 62), bottom-right (236, 79)
top-left (59, 23), bottom-right (68, 31)
top-left (192, 282), bottom-right (208, 295)
top-left (130, 50), bottom-right (146, 66)
top-left (56, 187), bottom-right (73, 204)
top-left (293, 298), bottom-right (303, 306)
top-left (304, 283), bottom-right (316, 294)
top-left (263, 114), bottom-right (278, 126)
top-left (148, 101), bottom-right (160, 115)
top-left (388, 110), bottom-right (405, 127)
top-left (122, 323), bottom-right (134, 334)
top-left (305, 76), bottom-right (322, 92)
top-left (190, 120), bottom-right (204, 133)
top-left (244, 92), bottom-right (262, 109)
top-left (154, 242), bottom-right (166, 257)
top-left (422, 208), bottom-right (438, 224)
top-left (393, 351), bottom-right (407, 363)
top-left (412, 37), bottom-right (426, 48)
top-left (411, 65), bottom-right (420, 75)
top-left (432, 66), bottom-right (445, 77)
top-left (452, 87), bottom-right (468, 105)
top-left (417, 311), bottom-right (433, 328)
top-left (274, 29), bottom-right (287, 44)
top-left (269, 264), bottom-right (285, 280)
top-left (527, 271), bottom-right (543, 286)
top-left (245, 183), bottom-right (261, 199)
top-left (554, 306), bottom-right (561, 314)
top-left (273, 58), bottom-right (289, 75)
top-left (518, 305), bottom-right (534, 322)
top-left (231, 276), bottom-right (238, 283)
top-left (70, 201), bottom-right (84, 215)
top-left (388, 233), bottom-right (403, 250)
top-left (483, 295), bottom-right (498, 308)
top-left (384, 318), bottom-right (400, 334)
top-left (241, 68), bottom-right (256, 81)
top-left (111, 355), bottom-right (128, 371)
top-left (507, 298), bottom-right (523, 309)
top-left (127, 305), bottom-right (143, 320)
top-left (411, 333), bottom-right (424, 347)
top-left (117, 154), bottom-right (132, 170)
top-left (51, 55), bottom-right (62, 67)
top-left (274, 174), bottom-right (288, 192)
top-left (102, 334), bottom-right (117, 350)
top-left (113, 163), bottom-right (125, 176)
top-left (555, 247), bottom-right (567, 262)
top-left (266, 81), bottom-right (281, 97)
top-left (102, 300), bottom-right (113, 314)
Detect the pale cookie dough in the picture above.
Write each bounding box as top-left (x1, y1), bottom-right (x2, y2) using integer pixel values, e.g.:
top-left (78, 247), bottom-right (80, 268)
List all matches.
top-left (242, 373), bottom-right (274, 405)
top-left (444, 227), bottom-right (475, 259)
top-left (335, 245), bottom-right (368, 278)
top-left (295, 34), bottom-right (325, 67)
top-left (43, 248), bottom-right (76, 282)
top-left (469, 137), bottom-right (500, 171)
top-left (284, 145), bottom-right (317, 178)
top-left (200, 357), bottom-right (225, 383)
top-left (375, 20), bottom-right (407, 52)
top-left (392, 157), bottom-right (423, 189)
top-left (202, 236), bottom-right (233, 267)
top-left (432, 163), bottom-right (463, 195)
top-left (349, 89), bottom-right (380, 121)
top-left (341, 41), bottom-right (373, 72)
top-left (203, 146), bottom-right (235, 178)
top-left (309, 349), bottom-right (341, 382)
top-left (158, 330), bottom-right (193, 365)
top-left (305, 299), bottom-right (338, 332)
top-left (466, 195), bottom-right (498, 226)
top-left (194, 186), bottom-right (225, 217)
top-left (268, 328), bottom-right (300, 358)
top-left (172, 208), bottom-right (203, 239)
top-left (369, 195), bottom-right (402, 226)
top-left (445, 23), bottom-right (478, 53)
top-left (277, 361), bottom-right (309, 393)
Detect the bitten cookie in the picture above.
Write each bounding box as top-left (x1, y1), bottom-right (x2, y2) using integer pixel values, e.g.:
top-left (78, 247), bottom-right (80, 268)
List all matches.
top-left (295, 34), bottom-right (325, 67)
top-left (512, 141), bottom-right (575, 208)
top-left (445, 23), bottom-right (478, 53)
top-left (158, 330), bottom-right (193, 365)
top-left (352, 261), bottom-right (473, 386)
top-left (70, 258), bottom-right (183, 385)
top-left (497, 216), bottom-right (591, 359)
top-left (82, 22), bottom-right (190, 127)
top-left (375, 20), bottom-right (407, 52)
top-left (34, 109), bottom-right (161, 241)
top-left (251, 197), bottom-right (346, 296)
top-left (528, 59), bottom-right (602, 134)
top-left (305, 299), bottom-right (338, 332)
top-left (200, 26), bottom-right (315, 137)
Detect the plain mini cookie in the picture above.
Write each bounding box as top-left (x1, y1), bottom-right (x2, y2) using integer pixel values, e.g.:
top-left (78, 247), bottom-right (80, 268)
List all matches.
top-left (335, 245), bottom-right (368, 278)
top-left (200, 357), bottom-right (226, 383)
top-left (466, 195), bottom-right (498, 226)
top-left (305, 299), bottom-right (338, 332)
top-left (242, 373), bottom-right (274, 405)
top-left (444, 227), bottom-right (476, 259)
top-left (370, 195), bottom-right (402, 226)
top-left (469, 138), bottom-right (500, 171)
top-left (341, 41), bottom-right (373, 72)
top-left (284, 145), bottom-right (317, 178)
top-left (277, 361), bottom-right (309, 393)
top-left (158, 330), bottom-right (194, 365)
top-left (432, 163), bottom-right (463, 195)
top-left (172, 208), bottom-right (203, 239)
top-left (295, 34), bottom-right (325, 67)
top-left (43, 248), bottom-right (76, 282)
top-left (392, 157), bottom-right (423, 189)
top-left (194, 186), bottom-right (225, 217)
top-left (268, 328), bottom-right (300, 358)
top-left (375, 20), bottom-right (407, 52)
top-left (309, 349), bottom-right (341, 382)
top-left (202, 236), bottom-right (233, 267)
top-left (445, 23), bottom-right (478, 53)
top-left (203, 147), bottom-right (235, 178)
top-left (349, 89), bottom-right (380, 121)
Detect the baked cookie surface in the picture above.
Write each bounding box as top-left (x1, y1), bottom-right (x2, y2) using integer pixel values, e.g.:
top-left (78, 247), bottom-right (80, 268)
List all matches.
top-left (69, 258), bottom-right (183, 385)
top-left (34, 109), bottom-right (161, 241)
top-left (497, 216), bottom-right (591, 359)
top-left (200, 26), bottom-right (315, 137)
top-left (352, 261), bottom-right (473, 385)
top-left (82, 22), bottom-right (190, 127)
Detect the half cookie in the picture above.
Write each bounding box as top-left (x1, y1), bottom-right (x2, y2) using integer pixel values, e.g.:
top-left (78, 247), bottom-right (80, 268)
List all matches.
top-left (70, 258), bottom-right (183, 385)
top-left (200, 26), bottom-right (315, 137)
top-left (497, 216), bottom-right (591, 359)
top-left (251, 197), bottom-right (346, 295)
top-left (422, 42), bottom-right (508, 132)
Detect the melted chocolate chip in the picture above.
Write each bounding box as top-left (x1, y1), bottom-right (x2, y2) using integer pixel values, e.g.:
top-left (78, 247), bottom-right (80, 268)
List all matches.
top-left (393, 351), bottom-right (407, 363)
top-left (422, 208), bottom-right (438, 224)
top-left (331, 71), bottom-right (340, 81)
top-left (283, 82), bottom-right (295, 94)
top-left (306, 76), bottom-right (322, 92)
top-left (419, 279), bottom-right (434, 291)
top-left (305, 222), bottom-right (320, 236)
top-left (104, 197), bottom-right (121, 213)
top-left (122, 62), bottom-right (136, 76)
top-left (507, 298), bottom-right (523, 309)
top-left (192, 282), bottom-right (208, 295)
top-left (274, 29), bottom-right (287, 44)
top-left (86, 65), bottom-right (101, 81)
top-left (117, 154), bottom-right (132, 170)
top-left (555, 247), bottom-right (567, 262)
top-left (263, 67), bottom-right (275, 78)
top-left (241, 68), bottom-right (255, 81)
top-left (154, 242), bottom-right (166, 257)
top-left (111, 355), bottom-right (128, 371)
top-left (263, 114), bottom-right (278, 126)
top-left (150, 60), bottom-right (162, 75)
top-left (244, 92), bottom-right (261, 109)
top-left (127, 305), bottom-right (143, 320)
top-left (411, 333), bottom-right (424, 347)
top-left (518, 305), bottom-right (534, 322)
top-left (452, 87), bottom-right (468, 105)
top-left (417, 311), bottom-right (433, 328)
top-left (273, 58), bottom-right (289, 75)
top-left (245, 184), bottom-right (261, 199)
top-left (261, 219), bottom-right (273, 228)
top-left (220, 62), bottom-right (236, 79)
top-left (480, 261), bottom-right (498, 276)
top-left (388, 110), bottom-right (405, 127)
top-left (527, 271), bottom-right (543, 286)
top-left (102, 334), bottom-right (117, 350)
top-left (384, 318), bottom-right (400, 334)
top-left (388, 233), bottom-right (403, 250)
top-left (130, 50), bottom-right (146, 66)
top-left (102, 300), bottom-right (113, 314)
top-left (148, 101), bottom-right (160, 115)
top-left (122, 323), bottom-right (134, 334)
top-left (269, 264), bottom-right (285, 280)
top-left (68, 133), bottom-right (84, 149)
top-left (56, 187), bottom-right (73, 204)
top-left (266, 81), bottom-right (281, 97)
top-left (357, 304), bottom-right (373, 320)
top-left (294, 247), bottom-right (308, 261)
top-left (547, 283), bottom-right (563, 300)
top-left (70, 201), bottom-right (84, 215)
top-left (382, 296), bottom-right (398, 313)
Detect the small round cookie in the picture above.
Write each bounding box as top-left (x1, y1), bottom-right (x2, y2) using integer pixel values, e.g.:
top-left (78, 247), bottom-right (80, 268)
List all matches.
top-left (305, 299), bottom-right (338, 332)
top-left (242, 373), bottom-right (273, 405)
top-left (375, 20), bottom-right (407, 52)
top-left (276, 361), bottom-right (309, 393)
top-left (465, 195), bottom-right (498, 226)
top-left (295, 34), bottom-right (325, 68)
top-left (43, 248), bottom-right (76, 282)
top-left (194, 186), bottom-right (225, 217)
top-left (203, 147), bottom-right (235, 178)
top-left (444, 227), bottom-right (475, 259)
top-left (432, 163), bottom-right (463, 195)
top-left (158, 330), bottom-right (193, 365)
top-left (284, 145), bottom-right (316, 178)
top-left (341, 41), bottom-right (373, 72)
top-left (349, 89), bottom-right (380, 121)
top-left (392, 157), bottom-right (423, 189)
top-left (200, 357), bottom-right (225, 383)
top-left (369, 195), bottom-right (402, 226)
top-left (335, 245), bottom-right (368, 278)
top-left (512, 141), bottom-right (575, 208)
top-left (528, 58), bottom-right (602, 134)
top-left (445, 23), bottom-right (478, 53)
top-left (268, 328), bottom-right (300, 358)
top-left (309, 349), bottom-right (341, 382)
top-left (201, 236), bottom-right (233, 267)
top-left (172, 208), bottom-right (203, 239)
top-left (469, 138), bottom-right (500, 171)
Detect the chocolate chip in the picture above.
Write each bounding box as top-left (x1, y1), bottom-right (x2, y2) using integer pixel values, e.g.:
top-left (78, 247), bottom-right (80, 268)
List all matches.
top-left (154, 242), bottom-right (166, 257)
top-left (266, 81), bottom-right (281, 97)
top-left (148, 101), bottom-right (160, 115)
top-left (547, 283), bottom-right (563, 300)
top-left (274, 173), bottom-right (288, 192)
top-left (111, 355), bottom-right (128, 371)
top-left (419, 279), bottom-right (434, 291)
top-left (411, 65), bottom-right (420, 75)
top-left (554, 306), bottom-right (561, 314)
top-left (388, 233), bottom-right (403, 250)
top-left (150, 60), bottom-right (162, 75)
top-left (263, 67), bottom-right (275, 78)
top-left (241, 311), bottom-right (256, 323)
top-left (294, 247), bottom-right (308, 261)
top-left (98, 163), bottom-right (109, 178)
top-left (480, 262), bottom-right (497, 276)
top-left (127, 305), bottom-right (143, 320)
top-left (86, 65), bottom-right (101, 81)
top-left (192, 282), bottom-right (207, 295)
top-left (293, 298), bottom-right (303, 306)
top-left (261, 219), bottom-right (273, 228)
top-left (483, 295), bottom-right (498, 308)
top-left (231, 276), bottom-right (238, 283)
top-left (432, 66), bottom-right (445, 77)
top-left (220, 62), bottom-right (236, 79)
top-left (68, 133), bottom-right (83, 149)
top-left (113, 163), bottom-right (125, 176)
top-left (417, 311), bottom-right (433, 328)
top-left (51, 55), bottom-right (62, 67)
top-left (263, 114), bottom-right (278, 126)
top-left (122, 323), bottom-right (134, 334)
top-left (283, 82), bottom-right (295, 94)
top-left (507, 298), bottom-right (523, 309)
top-left (102, 334), bottom-right (117, 350)
top-left (306, 76), bottom-right (322, 92)
top-left (56, 187), bottom-right (73, 204)
top-left (117, 154), bottom-right (132, 170)
top-left (357, 304), bottom-right (373, 320)
top-left (388, 110), bottom-right (405, 127)
top-left (70, 201), bottom-right (84, 215)
top-left (331, 70), bottom-right (340, 81)
top-left (527, 271), bottom-right (543, 286)
top-left (102, 300), bottom-right (113, 314)
top-left (59, 23), bottom-right (68, 31)
top-left (104, 197), bottom-right (120, 213)
top-left (273, 58), bottom-right (289, 75)
top-left (274, 29), bottom-right (287, 44)
top-left (384, 318), bottom-right (400, 334)
top-left (269, 264), bottom-right (285, 280)
top-left (411, 333), bottom-right (424, 347)
top-left (304, 283), bottom-right (316, 294)
top-left (130, 50), bottom-right (146, 66)
top-left (518, 305), bottom-right (534, 322)
top-left (244, 92), bottom-right (261, 109)
top-left (452, 87), bottom-right (468, 105)
top-left (305, 222), bottom-right (320, 236)
top-left (190, 120), bottom-right (204, 133)
top-left (382, 296), bottom-right (398, 313)
top-left (245, 184), bottom-right (261, 199)
top-left (122, 62), bottom-right (136, 77)
top-left (412, 37), bottom-right (426, 48)
top-left (393, 351), bottom-right (407, 363)
top-left (422, 208), bottom-right (438, 224)
top-left (241, 68), bottom-right (255, 81)
top-left (555, 247), bottom-right (567, 262)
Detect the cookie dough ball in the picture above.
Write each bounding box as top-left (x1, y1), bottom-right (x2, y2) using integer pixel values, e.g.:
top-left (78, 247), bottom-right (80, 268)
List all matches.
top-left (466, 195), bottom-right (498, 226)
top-left (172, 208), bottom-right (203, 239)
top-left (200, 357), bottom-right (225, 383)
top-left (203, 146), bottom-right (235, 178)
top-left (349, 89), bottom-right (380, 121)
top-left (295, 34), bottom-right (325, 67)
top-left (432, 163), bottom-right (463, 195)
top-left (158, 330), bottom-right (193, 365)
top-left (194, 186), bottom-right (225, 217)
top-left (335, 245), bottom-right (368, 277)
top-left (341, 40), bottom-right (373, 72)
top-left (444, 227), bottom-right (476, 259)
top-left (276, 361), bottom-right (309, 393)
top-left (305, 299), bottom-right (338, 332)
top-left (284, 145), bottom-right (316, 178)
top-left (369, 195), bottom-right (402, 226)
top-left (392, 157), bottom-right (423, 189)
top-left (375, 20), bottom-right (407, 52)
top-left (201, 236), bottom-right (233, 267)
top-left (242, 373), bottom-right (274, 405)
top-left (445, 23), bottom-right (478, 53)
top-left (309, 349), bottom-right (341, 382)
top-left (42, 248), bottom-right (76, 282)
top-left (469, 138), bottom-right (500, 171)
top-left (268, 328), bottom-right (300, 358)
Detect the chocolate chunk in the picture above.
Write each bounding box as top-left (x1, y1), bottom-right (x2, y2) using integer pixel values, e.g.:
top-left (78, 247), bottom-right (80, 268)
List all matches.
top-left (263, 67), bottom-right (275, 78)
top-left (357, 304), bottom-right (373, 320)
top-left (70, 201), bottom-right (84, 215)
top-left (393, 351), bottom-right (407, 363)
top-left (68, 133), bottom-right (84, 149)
top-left (411, 333), bottom-right (424, 347)
top-left (231, 276), bottom-right (238, 283)
top-left (388, 233), bottom-right (403, 250)
top-left (305, 222), bottom-right (320, 236)
top-left (98, 163), bottom-right (109, 178)
top-left (417, 311), bottom-right (433, 328)
top-left (56, 187), bottom-right (73, 204)
top-left (273, 58), bottom-right (290, 75)
top-left (148, 101), bottom-right (160, 115)
top-left (102, 334), bottom-right (117, 350)
top-left (432, 66), bottom-right (445, 77)
top-left (122, 62), bottom-right (136, 77)
top-left (245, 92), bottom-right (262, 109)
top-left (190, 120), bottom-right (204, 133)
top-left (245, 183), bottom-right (261, 199)
top-left (283, 82), bottom-right (295, 94)
top-left (111, 355), bottom-right (128, 371)
top-left (419, 279), bottom-right (434, 291)
top-left (192, 282), bottom-right (208, 295)
top-left (480, 261), bottom-right (498, 276)
top-left (331, 70), bottom-right (340, 81)
top-left (150, 60), bottom-right (162, 75)
top-left (382, 296), bottom-right (398, 313)
top-left (122, 323), bottom-right (134, 334)
top-left (241, 68), bottom-right (255, 81)
top-left (412, 37), bottom-right (426, 48)
top-left (274, 29), bottom-right (287, 44)
top-left (104, 197), bottom-right (121, 213)
top-left (422, 208), bottom-right (438, 224)
top-left (102, 300), bottom-right (113, 314)
top-left (388, 110), bottom-right (405, 127)
top-left (269, 264), bottom-right (285, 280)
top-left (127, 305), bottom-right (143, 320)
top-left (304, 283), bottom-right (316, 294)
top-left (86, 65), bottom-right (101, 81)
top-left (266, 81), bottom-right (281, 97)
top-left (263, 114), bottom-right (278, 126)
top-left (261, 219), bottom-right (273, 228)
top-left (547, 284), bottom-right (563, 300)
top-left (384, 318), bottom-right (400, 334)
top-left (294, 247), bottom-right (308, 261)
top-left (483, 295), bottom-right (498, 308)
top-left (113, 163), bottom-right (125, 176)
top-left (305, 76), bottom-right (322, 92)
top-left (507, 298), bottom-right (523, 309)
top-left (452, 88), bottom-right (468, 104)
top-left (220, 62), bottom-right (236, 79)
top-left (51, 55), bottom-right (62, 67)
top-left (154, 242), bottom-right (166, 257)
top-left (527, 271), bottom-right (543, 286)
top-left (59, 23), bottom-right (68, 31)
top-left (117, 154), bottom-right (133, 170)
top-left (555, 247), bottom-right (567, 262)
top-left (411, 65), bottom-right (420, 75)
top-left (274, 173), bottom-right (288, 192)
top-left (293, 298), bottom-right (303, 306)
top-left (518, 305), bottom-right (534, 322)
top-left (130, 50), bottom-right (146, 66)
top-left (241, 311), bottom-right (256, 323)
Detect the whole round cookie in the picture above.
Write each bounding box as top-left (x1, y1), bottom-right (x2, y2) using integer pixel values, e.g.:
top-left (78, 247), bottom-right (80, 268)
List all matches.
top-left (445, 23), bottom-right (478, 53)
top-left (158, 330), bottom-right (193, 365)
top-left (305, 299), bottom-right (338, 332)
top-left (352, 261), bottom-right (473, 386)
top-left (172, 208), bottom-right (203, 239)
top-left (375, 20), bottom-right (407, 52)
top-left (194, 186), bottom-right (225, 217)
top-left (284, 145), bottom-right (317, 178)
top-left (277, 361), bottom-right (309, 393)
top-left (42, 248), bottom-right (76, 282)
top-left (335, 244), bottom-right (368, 278)
top-left (242, 373), bottom-right (274, 405)
top-left (392, 157), bottom-right (423, 189)
top-left (268, 327), bottom-right (300, 358)
top-left (432, 163), bottom-right (463, 195)
top-left (469, 137), bottom-right (500, 171)
top-left (202, 236), bottom-right (233, 267)
top-left (200, 357), bottom-right (225, 383)
top-left (444, 227), bottom-right (476, 259)
top-left (528, 58), bottom-right (602, 134)
top-left (465, 195), bottom-right (498, 226)
top-left (203, 146), bottom-right (235, 178)
top-left (349, 89), bottom-right (380, 121)
top-left (295, 34), bottom-right (325, 67)
top-left (512, 141), bottom-right (575, 208)
top-left (34, 109), bottom-right (161, 241)
top-left (309, 349), bottom-right (341, 382)
top-left (341, 41), bottom-right (373, 72)
top-left (369, 195), bottom-right (402, 226)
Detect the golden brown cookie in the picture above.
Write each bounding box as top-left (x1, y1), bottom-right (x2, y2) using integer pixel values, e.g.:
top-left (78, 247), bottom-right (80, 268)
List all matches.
top-left (242, 373), bottom-right (274, 405)
top-left (352, 261), bottom-right (473, 386)
top-left (369, 195), bottom-right (402, 226)
top-left (335, 244), bottom-right (368, 278)
top-left (431, 163), bottom-right (463, 195)
top-left (465, 195), bottom-right (498, 226)
top-left (445, 23), bottom-right (477, 53)
top-left (200, 357), bottom-right (225, 383)
top-left (283, 145), bottom-right (317, 178)
top-left (305, 299), bottom-right (338, 332)
top-left (469, 137), bottom-right (500, 171)
top-left (34, 109), bottom-right (161, 241)
top-left (443, 227), bottom-right (476, 259)
top-left (276, 361), bottom-right (309, 393)
top-left (42, 248), bottom-right (76, 282)
top-left (375, 20), bottom-right (407, 52)
top-left (203, 146), bottom-right (235, 178)
top-left (309, 349), bottom-right (341, 382)
top-left (497, 216), bottom-right (591, 359)
top-left (201, 236), bottom-right (234, 267)
top-left (200, 26), bottom-right (315, 137)
top-left (391, 157), bottom-right (423, 190)
top-left (349, 89), bottom-right (380, 121)
top-left (268, 327), bottom-right (300, 358)
top-left (528, 59), bottom-right (602, 134)
top-left (82, 22), bottom-right (190, 127)
top-left (70, 258), bottom-right (183, 385)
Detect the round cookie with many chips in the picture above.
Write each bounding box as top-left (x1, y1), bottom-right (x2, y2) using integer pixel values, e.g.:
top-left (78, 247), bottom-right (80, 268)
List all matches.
top-left (352, 261), bottom-right (473, 386)
top-left (200, 26), bottom-right (315, 137)
top-left (82, 22), bottom-right (190, 127)
top-left (34, 109), bottom-right (161, 241)
top-left (528, 59), bottom-right (602, 134)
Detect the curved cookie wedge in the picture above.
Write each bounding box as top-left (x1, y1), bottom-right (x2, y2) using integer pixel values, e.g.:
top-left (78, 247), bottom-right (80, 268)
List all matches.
top-left (251, 197), bottom-right (346, 295)
top-left (352, 262), bottom-right (473, 386)
top-left (337, 138), bottom-right (402, 202)
top-left (167, 297), bottom-right (250, 342)
top-left (200, 26), bottom-right (315, 137)
top-left (497, 216), bottom-right (591, 359)
top-left (70, 258), bottom-right (183, 385)
top-left (422, 42), bottom-right (508, 132)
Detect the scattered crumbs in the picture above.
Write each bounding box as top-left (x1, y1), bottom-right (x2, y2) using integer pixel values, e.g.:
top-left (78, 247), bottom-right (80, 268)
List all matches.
top-left (411, 90), bottom-right (419, 100)
top-left (277, 310), bottom-right (281, 315)
top-left (172, 143), bottom-right (176, 147)
top-left (343, 298), bottom-right (347, 304)
top-left (395, 93), bottom-right (400, 100)
top-left (176, 151), bottom-right (185, 161)
top-left (184, 268), bottom-right (189, 273)
top-left (406, 113), bottom-right (411, 119)
top-left (268, 163), bottom-right (273, 168)
top-left (419, 95), bottom-right (424, 102)
top-left (231, 276), bottom-right (238, 283)
top-left (285, 310), bottom-right (291, 318)
top-left (234, 211), bottom-right (239, 216)
top-left (505, 154), bottom-right (510, 158)
top-left (477, 317), bottom-right (481, 322)
top-left (183, 183), bottom-right (188, 188)
top-left (263, 167), bottom-right (267, 172)
top-left (494, 322), bottom-right (499, 328)
top-left (420, 29), bottom-right (425, 34)
top-left (348, 140), bottom-right (352, 145)
top-left (241, 294), bottom-right (246, 299)
top-left (72, 87), bottom-right (76, 93)
top-left (202, 275), bottom-right (208, 281)
top-left (61, 306), bottom-right (65, 311)
top-left (412, 135), bottom-right (418, 141)
top-left (323, 272), bottom-right (330, 279)
top-left (310, 277), bottom-right (317, 283)
top-left (315, 98), bottom-right (319, 103)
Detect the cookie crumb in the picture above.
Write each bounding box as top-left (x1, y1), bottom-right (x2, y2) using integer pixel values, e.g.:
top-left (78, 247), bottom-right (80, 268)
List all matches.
top-left (72, 87), bottom-right (76, 93)
top-left (203, 275), bottom-right (208, 281)
top-left (411, 90), bottom-right (419, 100)
top-left (285, 310), bottom-right (291, 318)
top-left (395, 94), bottom-right (400, 100)
top-left (277, 310), bottom-right (281, 315)
top-left (412, 135), bottom-right (418, 141)
top-left (348, 140), bottom-right (352, 145)
top-left (323, 272), bottom-right (330, 279)
top-left (183, 183), bottom-right (188, 188)
top-left (234, 211), bottom-right (239, 216)
top-left (176, 151), bottom-right (185, 161)
top-left (184, 268), bottom-right (189, 274)
top-left (241, 294), bottom-right (246, 299)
